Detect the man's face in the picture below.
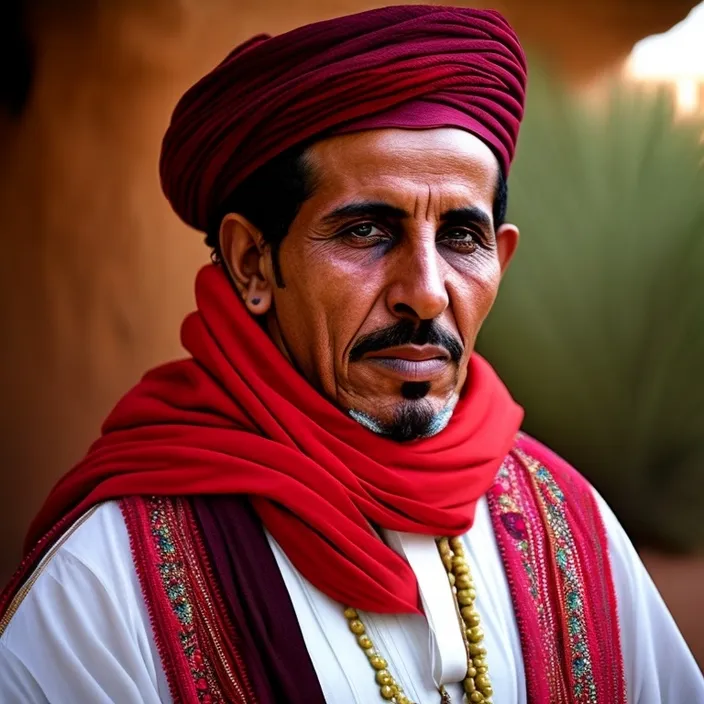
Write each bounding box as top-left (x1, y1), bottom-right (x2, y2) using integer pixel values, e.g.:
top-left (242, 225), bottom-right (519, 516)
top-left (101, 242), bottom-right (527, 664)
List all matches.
top-left (227, 128), bottom-right (518, 440)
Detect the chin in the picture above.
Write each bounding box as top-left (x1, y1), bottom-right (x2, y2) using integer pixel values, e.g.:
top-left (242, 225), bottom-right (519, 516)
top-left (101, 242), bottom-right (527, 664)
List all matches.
top-left (348, 395), bottom-right (457, 442)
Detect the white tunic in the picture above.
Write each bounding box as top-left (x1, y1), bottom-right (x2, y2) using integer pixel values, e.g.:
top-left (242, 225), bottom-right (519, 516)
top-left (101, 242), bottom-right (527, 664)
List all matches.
top-left (0, 492), bottom-right (702, 704)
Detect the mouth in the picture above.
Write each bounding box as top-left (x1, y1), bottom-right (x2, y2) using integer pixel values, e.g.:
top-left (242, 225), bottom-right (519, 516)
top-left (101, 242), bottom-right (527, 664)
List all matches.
top-left (361, 345), bottom-right (451, 381)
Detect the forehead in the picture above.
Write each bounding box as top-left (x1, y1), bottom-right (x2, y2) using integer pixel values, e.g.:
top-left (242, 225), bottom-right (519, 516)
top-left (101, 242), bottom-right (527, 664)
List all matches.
top-left (305, 128), bottom-right (500, 211)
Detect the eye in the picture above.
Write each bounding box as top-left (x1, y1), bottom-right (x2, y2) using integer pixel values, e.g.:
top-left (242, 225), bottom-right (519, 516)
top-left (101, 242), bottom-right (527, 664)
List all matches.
top-left (438, 228), bottom-right (480, 253)
top-left (341, 222), bottom-right (391, 247)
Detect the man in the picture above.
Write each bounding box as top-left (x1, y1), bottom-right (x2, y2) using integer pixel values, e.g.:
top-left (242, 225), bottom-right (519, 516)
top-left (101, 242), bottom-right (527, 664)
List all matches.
top-left (0, 5), bottom-right (701, 703)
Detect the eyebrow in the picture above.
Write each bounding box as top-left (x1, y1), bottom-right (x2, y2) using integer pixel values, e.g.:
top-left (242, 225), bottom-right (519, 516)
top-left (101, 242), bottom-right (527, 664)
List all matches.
top-left (318, 201), bottom-right (494, 233)
top-left (319, 201), bottom-right (410, 226)
top-left (441, 207), bottom-right (493, 234)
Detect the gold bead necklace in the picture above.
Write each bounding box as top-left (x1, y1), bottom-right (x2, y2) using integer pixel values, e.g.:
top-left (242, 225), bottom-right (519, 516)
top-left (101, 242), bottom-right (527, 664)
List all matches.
top-left (343, 606), bottom-right (414, 704)
top-left (438, 537), bottom-right (493, 703)
top-left (343, 536), bottom-right (493, 704)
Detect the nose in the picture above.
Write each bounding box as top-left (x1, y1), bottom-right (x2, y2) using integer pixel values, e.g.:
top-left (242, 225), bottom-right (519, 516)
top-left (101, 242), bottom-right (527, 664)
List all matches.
top-left (386, 239), bottom-right (449, 322)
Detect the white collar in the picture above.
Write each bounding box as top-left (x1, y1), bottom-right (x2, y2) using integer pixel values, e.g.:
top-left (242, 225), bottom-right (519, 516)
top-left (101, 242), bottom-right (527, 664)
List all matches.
top-left (383, 530), bottom-right (468, 687)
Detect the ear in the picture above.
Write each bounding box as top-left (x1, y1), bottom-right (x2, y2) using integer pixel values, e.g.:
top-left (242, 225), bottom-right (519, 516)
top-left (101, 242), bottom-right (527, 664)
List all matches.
top-left (495, 223), bottom-right (519, 276)
top-left (218, 213), bottom-right (273, 316)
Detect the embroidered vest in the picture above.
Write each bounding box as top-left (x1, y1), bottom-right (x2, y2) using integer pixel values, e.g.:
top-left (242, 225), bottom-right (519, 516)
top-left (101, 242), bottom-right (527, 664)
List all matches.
top-left (119, 434), bottom-right (626, 704)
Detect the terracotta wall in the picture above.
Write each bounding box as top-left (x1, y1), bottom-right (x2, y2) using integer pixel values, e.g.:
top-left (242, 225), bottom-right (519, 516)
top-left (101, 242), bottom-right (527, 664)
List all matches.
top-left (0, 0), bottom-right (699, 658)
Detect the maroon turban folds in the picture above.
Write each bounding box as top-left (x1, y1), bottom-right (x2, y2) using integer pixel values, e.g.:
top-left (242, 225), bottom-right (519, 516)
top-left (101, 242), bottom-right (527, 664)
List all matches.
top-left (160, 5), bottom-right (527, 232)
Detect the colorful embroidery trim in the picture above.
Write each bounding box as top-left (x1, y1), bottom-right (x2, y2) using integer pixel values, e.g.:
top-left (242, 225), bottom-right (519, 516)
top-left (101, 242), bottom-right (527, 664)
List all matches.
top-left (122, 497), bottom-right (255, 704)
top-left (490, 453), bottom-right (569, 702)
top-left (488, 441), bottom-right (625, 704)
top-left (516, 449), bottom-right (598, 703)
top-left (150, 499), bottom-right (219, 702)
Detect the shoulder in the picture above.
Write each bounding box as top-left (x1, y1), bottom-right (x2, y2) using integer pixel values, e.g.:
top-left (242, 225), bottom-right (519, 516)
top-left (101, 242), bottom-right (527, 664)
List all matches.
top-left (0, 502), bottom-right (167, 703)
top-left (513, 432), bottom-right (585, 482)
top-left (589, 487), bottom-right (704, 700)
top-left (1, 501), bottom-right (137, 638)
top-left (510, 433), bottom-right (596, 508)
top-left (508, 433), bottom-right (639, 596)
top-left (510, 433), bottom-right (645, 574)
top-left (0, 502), bottom-right (144, 645)
top-left (511, 434), bottom-right (704, 700)
top-left (49, 500), bottom-right (133, 576)
top-left (511, 433), bottom-right (640, 558)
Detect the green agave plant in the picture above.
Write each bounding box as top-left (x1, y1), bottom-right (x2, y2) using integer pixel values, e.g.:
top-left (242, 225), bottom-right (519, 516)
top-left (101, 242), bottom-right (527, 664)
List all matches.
top-left (477, 58), bottom-right (704, 551)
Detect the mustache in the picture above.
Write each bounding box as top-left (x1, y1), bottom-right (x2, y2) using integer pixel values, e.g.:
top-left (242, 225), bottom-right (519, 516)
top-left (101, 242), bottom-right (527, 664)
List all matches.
top-left (349, 319), bottom-right (464, 364)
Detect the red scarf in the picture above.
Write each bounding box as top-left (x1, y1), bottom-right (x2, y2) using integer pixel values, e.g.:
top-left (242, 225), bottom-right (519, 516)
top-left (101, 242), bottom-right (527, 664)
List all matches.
top-left (24, 265), bottom-right (523, 613)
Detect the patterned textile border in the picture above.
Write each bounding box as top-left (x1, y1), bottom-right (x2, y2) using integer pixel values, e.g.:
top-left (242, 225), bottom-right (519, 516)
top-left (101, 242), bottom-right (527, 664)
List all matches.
top-left (516, 448), bottom-right (598, 702)
top-left (121, 496), bottom-right (256, 704)
top-left (488, 437), bottom-right (626, 704)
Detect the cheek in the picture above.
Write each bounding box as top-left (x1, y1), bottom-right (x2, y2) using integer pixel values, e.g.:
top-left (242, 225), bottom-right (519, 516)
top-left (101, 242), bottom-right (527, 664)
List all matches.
top-left (475, 263), bottom-right (502, 311)
top-left (273, 259), bottom-right (381, 371)
top-left (452, 259), bottom-right (502, 339)
top-left (304, 245), bottom-right (385, 323)
top-left (270, 264), bottom-right (327, 351)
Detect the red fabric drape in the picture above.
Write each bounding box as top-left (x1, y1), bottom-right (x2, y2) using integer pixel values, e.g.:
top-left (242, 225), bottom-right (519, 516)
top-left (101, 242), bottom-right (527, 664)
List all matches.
top-left (25, 265), bottom-right (523, 613)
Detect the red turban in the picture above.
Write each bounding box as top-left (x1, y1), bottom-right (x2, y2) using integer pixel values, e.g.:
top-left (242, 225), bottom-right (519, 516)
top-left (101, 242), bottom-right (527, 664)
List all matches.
top-left (160, 5), bottom-right (527, 232)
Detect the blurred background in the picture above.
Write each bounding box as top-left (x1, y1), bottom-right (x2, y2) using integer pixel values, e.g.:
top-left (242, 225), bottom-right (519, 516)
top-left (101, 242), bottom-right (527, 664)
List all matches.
top-left (1, 0), bottom-right (703, 665)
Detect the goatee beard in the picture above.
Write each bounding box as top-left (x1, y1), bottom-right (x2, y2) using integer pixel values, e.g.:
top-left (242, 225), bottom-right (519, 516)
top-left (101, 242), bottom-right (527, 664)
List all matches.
top-left (349, 398), bottom-right (456, 442)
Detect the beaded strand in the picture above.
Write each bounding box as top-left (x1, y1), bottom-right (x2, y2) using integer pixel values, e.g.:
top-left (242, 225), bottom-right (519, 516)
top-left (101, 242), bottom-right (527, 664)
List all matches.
top-left (345, 536), bottom-right (493, 703)
top-left (344, 607), bottom-right (415, 704)
top-left (437, 537), bottom-right (493, 703)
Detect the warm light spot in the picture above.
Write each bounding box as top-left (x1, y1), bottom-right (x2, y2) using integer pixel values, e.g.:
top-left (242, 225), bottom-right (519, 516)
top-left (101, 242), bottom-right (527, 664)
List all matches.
top-left (625, 1), bottom-right (704, 116)
top-left (676, 78), bottom-right (701, 114)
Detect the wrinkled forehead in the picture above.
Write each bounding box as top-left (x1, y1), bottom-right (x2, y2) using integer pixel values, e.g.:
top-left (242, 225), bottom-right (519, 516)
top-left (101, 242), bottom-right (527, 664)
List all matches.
top-left (305, 128), bottom-right (500, 213)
